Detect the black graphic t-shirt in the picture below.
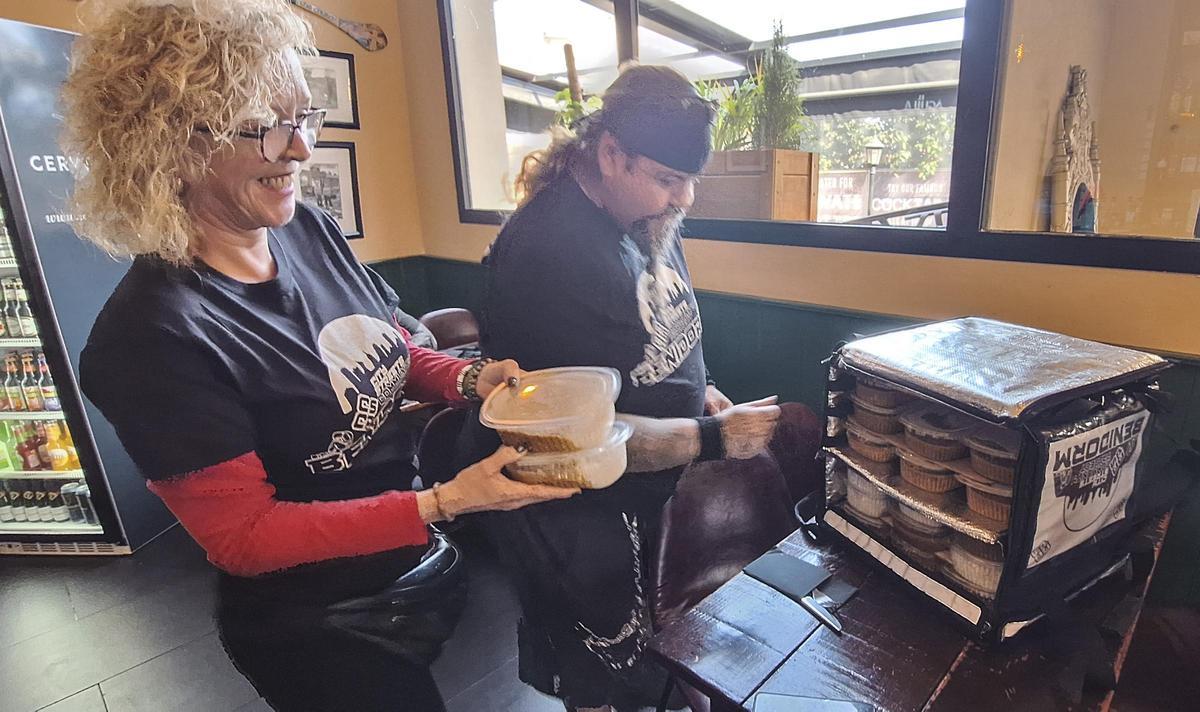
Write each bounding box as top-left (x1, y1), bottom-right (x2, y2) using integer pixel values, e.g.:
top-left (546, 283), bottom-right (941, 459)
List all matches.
top-left (83, 204), bottom-right (421, 502)
top-left (483, 176), bottom-right (706, 419)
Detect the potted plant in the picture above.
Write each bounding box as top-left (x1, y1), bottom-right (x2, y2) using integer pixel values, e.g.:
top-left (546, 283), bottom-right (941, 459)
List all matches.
top-left (690, 22), bottom-right (820, 222)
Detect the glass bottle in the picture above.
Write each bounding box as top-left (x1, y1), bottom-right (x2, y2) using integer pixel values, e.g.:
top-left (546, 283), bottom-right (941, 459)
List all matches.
top-left (36, 352), bottom-right (60, 411)
top-left (15, 279), bottom-right (36, 338)
top-left (3, 280), bottom-right (20, 338)
top-left (20, 352), bottom-right (42, 411)
top-left (14, 424), bottom-right (41, 471)
top-left (4, 353), bottom-right (25, 411)
top-left (45, 421), bottom-right (69, 472)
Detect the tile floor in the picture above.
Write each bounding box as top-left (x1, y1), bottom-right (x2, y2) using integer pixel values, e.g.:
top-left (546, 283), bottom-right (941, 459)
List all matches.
top-left (0, 525), bottom-right (564, 712)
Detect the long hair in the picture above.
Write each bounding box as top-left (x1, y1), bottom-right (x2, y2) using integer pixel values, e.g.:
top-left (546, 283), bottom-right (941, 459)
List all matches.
top-left (60, 0), bottom-right (314, 264)
top-left (513, 64), bottom-right (697, 207)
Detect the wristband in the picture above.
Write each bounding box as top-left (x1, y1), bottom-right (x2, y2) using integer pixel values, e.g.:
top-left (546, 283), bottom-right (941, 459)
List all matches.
top-left (695, 416), bottom-right (725, 461)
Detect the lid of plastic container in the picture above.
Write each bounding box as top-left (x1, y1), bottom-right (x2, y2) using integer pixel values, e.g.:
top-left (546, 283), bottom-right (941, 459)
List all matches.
top-left (899, 403), bottom-right (977, 439)
top-left (514, 420), bottom-right (633, 463)
top-left (857, 374), bottom-right (901, 390)
top-left (955, 470), bottom-right (1013, 497)
top-left (481, 367), bottom-right (621, 429)
top-left (952, 532), bottom-right (1006, 562)
top-left (845, 418), bottom-right (893, 445)
top-left (849, 393), bottom-right (909, 416)
top-left (895, 501), bottom-right (947, 531)
top-left (895, 445), bottom-right (956, 473)
top-left (965, 426), bottom-right (1023, 459)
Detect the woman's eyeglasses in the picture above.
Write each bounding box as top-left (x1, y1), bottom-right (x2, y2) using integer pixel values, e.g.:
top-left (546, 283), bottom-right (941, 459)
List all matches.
top-left (198, 109), bottom-right (327, 161)
top-left (238, 109), bottom-right (326, 161)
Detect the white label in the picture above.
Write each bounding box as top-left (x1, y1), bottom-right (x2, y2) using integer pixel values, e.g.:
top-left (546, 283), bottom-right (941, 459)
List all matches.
top-left (1027, 410), bottom-right (1149, 569)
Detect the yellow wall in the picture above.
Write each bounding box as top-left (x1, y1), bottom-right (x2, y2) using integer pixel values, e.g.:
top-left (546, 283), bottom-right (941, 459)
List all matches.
top-left (397, 0), bottom-right (1200, 358)
top-left (0, 0), bottom-right (424, 262)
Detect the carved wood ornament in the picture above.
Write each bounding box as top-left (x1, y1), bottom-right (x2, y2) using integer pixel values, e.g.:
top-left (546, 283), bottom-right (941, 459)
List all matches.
top-left (1050, 65), bottom-right (1101, 233)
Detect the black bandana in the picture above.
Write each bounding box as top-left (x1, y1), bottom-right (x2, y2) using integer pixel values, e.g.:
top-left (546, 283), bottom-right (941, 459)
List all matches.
top-left (596, 94), bottom-right (715, 174)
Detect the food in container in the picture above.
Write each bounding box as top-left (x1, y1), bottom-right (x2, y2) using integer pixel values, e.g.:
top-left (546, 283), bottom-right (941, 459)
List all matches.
top-left (892, 500), bottom-right (949, 537)
top-left (898, 448), bottom-right (961, 493)
top-left (949, 532), bottom-right (1004, 594)
top-left (481, 367), bottom-right (620, 452)
top-left (892, 517), bottom-right (950, 569)
top-left (504, 421), bottom-right (632, 489)
top-left (958, 471), bottom-right (1014, 523)
top-left (899, 404), bottom-right (976, 461)
top-left (849, 394), bottom-right (906, 434)
top-left (846, 469), bottom-right (890, 519)
top-left (843, 501), bottom-right (891, 542)
top-left (965, 426), bottom-right (1023, 485)
top-left (845, 419), bottom-right (897, 463)
top-left (853, 374), bottom-right (913, 408)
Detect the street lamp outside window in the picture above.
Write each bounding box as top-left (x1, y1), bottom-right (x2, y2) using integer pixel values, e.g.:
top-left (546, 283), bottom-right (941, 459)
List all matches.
top-left (864, 138), bottom-right (885, 216)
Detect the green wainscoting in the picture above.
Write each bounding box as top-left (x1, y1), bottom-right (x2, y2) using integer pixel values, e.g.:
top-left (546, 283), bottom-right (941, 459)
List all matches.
top-left (373, 255), bottom-right (1200, 605)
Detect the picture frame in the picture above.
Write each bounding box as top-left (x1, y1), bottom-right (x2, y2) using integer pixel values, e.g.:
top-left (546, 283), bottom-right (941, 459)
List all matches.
top-left (300, 49), bottom-right (359, 129)
top-left (300, 141), bottom-right (364, 239)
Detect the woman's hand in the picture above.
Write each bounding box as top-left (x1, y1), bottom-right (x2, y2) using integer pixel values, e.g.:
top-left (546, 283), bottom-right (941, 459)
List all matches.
top-left (435, 446), bottom-right (579, 519)
top-left (704, 384), bottom-right (734, 414)
top-left (474, 359), bottom-right (523, 399)
top-left (716, 395), bottom-right (781, 459)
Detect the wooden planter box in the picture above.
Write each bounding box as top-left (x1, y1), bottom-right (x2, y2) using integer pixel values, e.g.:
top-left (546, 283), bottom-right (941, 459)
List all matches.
top-left (690, 149), bottom-right (820, 221)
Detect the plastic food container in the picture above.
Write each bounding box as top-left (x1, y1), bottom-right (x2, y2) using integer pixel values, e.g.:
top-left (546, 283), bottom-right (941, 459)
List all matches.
top-left (845, 419), bottom-right (897, 463)
top-left (481, 367), bottom-right (620, 452)
top-left (959, 473), bottom-right (1014, 523)
top-left (849, 395), bottom-right (906, 434)
top-left (504, 420), bottom-right (632, 489)
top-left (846, 470), bottom-right (890, 519)
top-left (955, 532), bottom-right (1005, 562)
top-left (899, 404), bottom-right (976, 461)
top-left (950, 534), bottom-right (1004, 594)
top-left (853, 375), bottom-right (913, 408)
top-left (892, 500), bottom-right (949, 536)
top-left (898, 449), bottom-right (961, 493)
top-left (843, 502), bottom-right (891, 543)
top-left (892, 518), bottom-right (950, 569)
top-left (966, 426), bottom-right (1023, 485)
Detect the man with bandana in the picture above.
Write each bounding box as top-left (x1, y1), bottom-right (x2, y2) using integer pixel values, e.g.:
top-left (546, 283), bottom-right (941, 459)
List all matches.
top-left (469, 65), bottom-right (822, 712)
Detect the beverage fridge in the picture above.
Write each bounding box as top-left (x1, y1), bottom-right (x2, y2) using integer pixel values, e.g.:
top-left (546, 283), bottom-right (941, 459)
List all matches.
top-left (0, 19), bottom-right (175, 554)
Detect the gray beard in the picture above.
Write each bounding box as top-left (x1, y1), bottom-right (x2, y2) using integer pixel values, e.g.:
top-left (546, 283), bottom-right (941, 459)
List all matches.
top-left (629, 207), bottom-right (685, 265)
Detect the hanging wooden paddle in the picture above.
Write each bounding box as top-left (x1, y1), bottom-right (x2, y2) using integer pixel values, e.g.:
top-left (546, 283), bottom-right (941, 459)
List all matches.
top-left (289, 0), bottom-right (388, 51)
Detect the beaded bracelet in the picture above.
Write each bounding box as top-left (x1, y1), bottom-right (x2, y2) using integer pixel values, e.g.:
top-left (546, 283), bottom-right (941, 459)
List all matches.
top-left (458, 357), bottom-right (495, 401)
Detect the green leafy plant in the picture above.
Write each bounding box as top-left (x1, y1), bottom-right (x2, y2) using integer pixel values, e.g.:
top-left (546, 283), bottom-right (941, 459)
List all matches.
top-left (552, 88), bottom-right (601, 129)
top-left (750, 21), bottom-right (811, 150)
top-left (696, 74), bottom-right (761, 152)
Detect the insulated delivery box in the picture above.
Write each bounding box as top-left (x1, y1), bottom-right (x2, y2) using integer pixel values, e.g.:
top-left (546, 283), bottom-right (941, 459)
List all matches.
top-left (821, 318), bottom-right (1171, 642)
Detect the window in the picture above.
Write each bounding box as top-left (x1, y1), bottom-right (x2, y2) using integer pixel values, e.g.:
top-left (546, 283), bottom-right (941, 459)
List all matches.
top-left (639, 1), bottom-right (963, 226)
top-left (439, 0), bottom-right (1200, 273)
top-left (986, 0), bottom-right (1200, 240)
top-left (444, 0), bottom-right (965, 226)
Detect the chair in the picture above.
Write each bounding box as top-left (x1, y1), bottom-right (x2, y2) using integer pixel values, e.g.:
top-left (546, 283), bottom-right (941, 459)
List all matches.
top-left (419, 308), bottom-right (480, 350)
top-left (652, 452), bottom-right (798, 712)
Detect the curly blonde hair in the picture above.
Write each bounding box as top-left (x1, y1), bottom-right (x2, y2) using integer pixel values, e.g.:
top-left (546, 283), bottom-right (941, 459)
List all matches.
top-left (60, 0), bottom-right (314, 264)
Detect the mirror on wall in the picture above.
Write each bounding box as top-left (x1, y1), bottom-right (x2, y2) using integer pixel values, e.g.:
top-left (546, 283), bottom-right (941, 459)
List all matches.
top-left (986, 0), bottom-right (1200, 240)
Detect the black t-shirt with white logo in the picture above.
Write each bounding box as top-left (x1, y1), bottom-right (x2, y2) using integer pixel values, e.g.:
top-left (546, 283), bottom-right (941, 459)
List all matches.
top-left (482, 176), bottom-right (706, 420)
top-left (82, 204), bottom-right (416, 502)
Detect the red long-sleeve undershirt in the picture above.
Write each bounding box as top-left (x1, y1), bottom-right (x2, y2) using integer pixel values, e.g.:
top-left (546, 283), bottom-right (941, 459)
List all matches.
top-left (147, 329), bottom-right (473, 578)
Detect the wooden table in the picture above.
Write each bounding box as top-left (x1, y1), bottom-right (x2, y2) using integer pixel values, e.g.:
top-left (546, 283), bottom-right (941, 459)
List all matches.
top-left (649, 514), bottom-right (1170, 712)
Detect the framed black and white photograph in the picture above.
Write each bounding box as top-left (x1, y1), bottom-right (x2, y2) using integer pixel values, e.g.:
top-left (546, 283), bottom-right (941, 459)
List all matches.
top-left (300, 141), bottom-right (363, 239)
top-left (300, 50), bottom-right (359, 129)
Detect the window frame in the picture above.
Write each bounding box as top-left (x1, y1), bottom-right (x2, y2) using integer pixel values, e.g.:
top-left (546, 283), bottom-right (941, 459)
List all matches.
top-left (437, 0), bottom-right (1200, 274)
